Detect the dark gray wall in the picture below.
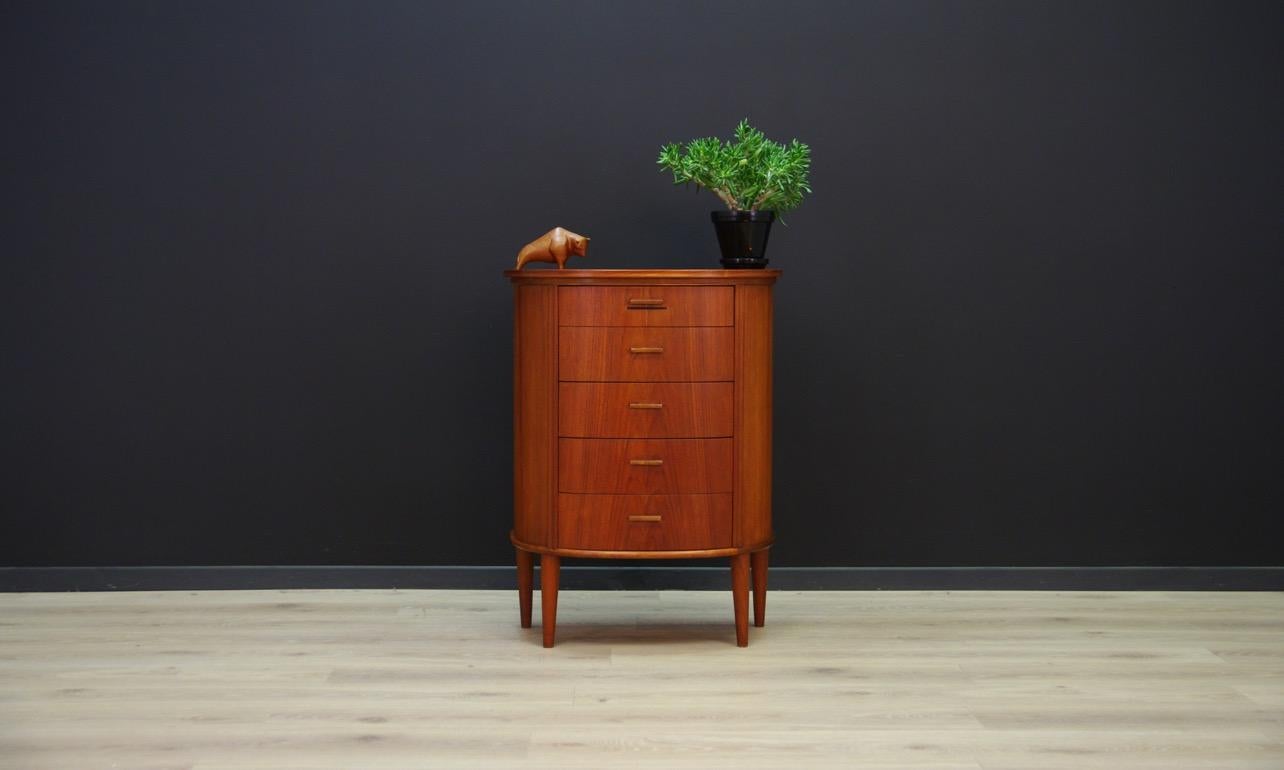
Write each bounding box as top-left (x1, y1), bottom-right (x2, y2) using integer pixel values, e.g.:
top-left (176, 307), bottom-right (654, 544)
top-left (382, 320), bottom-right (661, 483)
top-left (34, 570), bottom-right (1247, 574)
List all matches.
top-left (2, 0), bottom-right (1281, 568)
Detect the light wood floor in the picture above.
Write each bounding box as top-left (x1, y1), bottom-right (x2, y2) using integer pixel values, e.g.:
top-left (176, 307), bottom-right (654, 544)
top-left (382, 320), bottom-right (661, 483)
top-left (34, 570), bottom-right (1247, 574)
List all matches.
top-left (1, 589), bottom-right (1281, 769)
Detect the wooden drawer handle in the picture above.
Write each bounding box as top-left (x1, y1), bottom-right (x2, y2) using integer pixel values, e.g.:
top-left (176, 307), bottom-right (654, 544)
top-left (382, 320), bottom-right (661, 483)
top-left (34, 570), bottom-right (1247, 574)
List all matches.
top-left (627, 298), bottom-right (665, 307)
top-left (628, 515), bottom-right (662, 522)
top-left (629, 346), bottom-right (664, 354)
top-left (628, 402), bottom-right (663, 409)
top-left (629, 459), bottom-right (663, 466)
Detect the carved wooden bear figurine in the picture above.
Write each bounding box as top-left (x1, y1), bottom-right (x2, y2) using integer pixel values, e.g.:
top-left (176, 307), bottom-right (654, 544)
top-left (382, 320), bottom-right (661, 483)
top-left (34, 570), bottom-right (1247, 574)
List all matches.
top-left (515, 227), bottom-right (590, 270)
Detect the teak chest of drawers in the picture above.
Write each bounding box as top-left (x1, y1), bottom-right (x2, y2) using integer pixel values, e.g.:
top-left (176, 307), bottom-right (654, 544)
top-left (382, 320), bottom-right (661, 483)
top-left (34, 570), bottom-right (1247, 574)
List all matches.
top-left (506, 269), bottom-right (779, 647)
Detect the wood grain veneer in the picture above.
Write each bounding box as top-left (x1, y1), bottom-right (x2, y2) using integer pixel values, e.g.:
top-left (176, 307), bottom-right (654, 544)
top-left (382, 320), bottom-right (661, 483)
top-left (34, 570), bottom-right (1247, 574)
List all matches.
top-left (512, 285), bottom-right (556, 547)
top-left (505, 268), bottom-right (780, 284)
top-left (734, 283), bottom-right (773, 549)
top-left (558, 438), bottom-right (733, 494)
top-left (557, 286), bottom-right (733, 327)
top-left (509, 269), bottom-right (778, 646)
top-left (558, 326), bottom-right (734, 382)
top-left (558, 382), bottom-right (734, 439)
top-left (557, 493), bottom-right (733, 551)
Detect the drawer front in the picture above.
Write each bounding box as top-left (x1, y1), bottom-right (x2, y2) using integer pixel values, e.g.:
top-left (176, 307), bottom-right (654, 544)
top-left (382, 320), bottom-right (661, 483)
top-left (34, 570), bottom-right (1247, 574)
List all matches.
top-left (558, 286), bottom-right (733, 327)
top-left (559, 382), bottom-right (733, 438)
top-left (559, 438), bottom-right (732, 494)
top-left (559, 327), bottom-right (734, 382)
top-left (558, 493), bottom-right (733, 551)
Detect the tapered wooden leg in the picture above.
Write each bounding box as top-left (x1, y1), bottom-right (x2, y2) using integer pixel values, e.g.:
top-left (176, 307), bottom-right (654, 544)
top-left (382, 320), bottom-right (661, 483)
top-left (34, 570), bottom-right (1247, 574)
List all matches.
top-left (731, 553), bottom-right (750, 647)
top-left (751, 548), bottom-right (769, 628)
top-left (516, 548), bottom-right (533, 629)
top-left (540, 554), bottom-right (560, 648)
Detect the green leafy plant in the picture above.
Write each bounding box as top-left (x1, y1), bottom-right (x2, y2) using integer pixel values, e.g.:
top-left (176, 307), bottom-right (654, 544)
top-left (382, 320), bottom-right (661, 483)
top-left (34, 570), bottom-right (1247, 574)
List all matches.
top-left (658, 119), bottom-right (812, 213)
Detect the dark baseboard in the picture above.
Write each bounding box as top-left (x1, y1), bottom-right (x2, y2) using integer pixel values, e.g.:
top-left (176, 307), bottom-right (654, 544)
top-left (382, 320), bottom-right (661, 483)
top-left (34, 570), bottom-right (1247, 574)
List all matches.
top-left (1, 565), bottom-right (1281, 592)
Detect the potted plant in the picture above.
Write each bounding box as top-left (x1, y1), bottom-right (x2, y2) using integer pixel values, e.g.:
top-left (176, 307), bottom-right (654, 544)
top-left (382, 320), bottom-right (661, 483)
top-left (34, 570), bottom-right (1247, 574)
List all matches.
top-left (658, 119), bottom-right (811, 268)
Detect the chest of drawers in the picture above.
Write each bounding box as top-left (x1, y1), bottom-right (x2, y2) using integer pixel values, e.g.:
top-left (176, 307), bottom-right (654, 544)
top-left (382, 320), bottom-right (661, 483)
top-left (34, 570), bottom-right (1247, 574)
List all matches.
top-left (506, 269), bottom-right (778, 647)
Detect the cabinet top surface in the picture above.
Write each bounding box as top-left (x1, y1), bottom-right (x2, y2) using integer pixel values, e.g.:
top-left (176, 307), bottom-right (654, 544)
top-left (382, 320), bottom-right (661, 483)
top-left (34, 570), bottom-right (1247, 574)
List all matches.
top-left (505, 268), bottom-right (781, 284)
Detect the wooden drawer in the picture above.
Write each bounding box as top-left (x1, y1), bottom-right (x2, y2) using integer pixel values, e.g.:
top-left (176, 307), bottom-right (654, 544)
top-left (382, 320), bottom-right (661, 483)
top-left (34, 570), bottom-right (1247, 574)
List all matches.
top-left (559, 438), bottom-right (732, 494)
top-left (558, 286), bottom-right (733, 327)
top-left (559, 327), bottom-right (733, 382)
top-left (558, 493), bottom-right (733, 551)
top-left (559, 382), bottom-right (733, 438)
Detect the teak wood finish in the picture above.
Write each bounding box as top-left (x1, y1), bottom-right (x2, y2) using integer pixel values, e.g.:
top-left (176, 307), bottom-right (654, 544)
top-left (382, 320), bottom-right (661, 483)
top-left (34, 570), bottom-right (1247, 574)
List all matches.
top-left (559, 437), bottom-right (733, 494)
top-left (558, 382), bottom-right (734, 439)
top-left (559, 326), bottom-right (735, 382)
top-left (557, 285), bottom-right (734, 327)
top-left (508, 269), bottom-right (778, 646)
top-left (557, 492), bottom-right (734, 552)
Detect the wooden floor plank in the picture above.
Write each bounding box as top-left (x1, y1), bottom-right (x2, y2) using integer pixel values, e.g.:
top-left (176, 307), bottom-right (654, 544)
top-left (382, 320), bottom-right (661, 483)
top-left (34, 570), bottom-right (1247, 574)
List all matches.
top-left (0, 589), bottom-right (1281, 769)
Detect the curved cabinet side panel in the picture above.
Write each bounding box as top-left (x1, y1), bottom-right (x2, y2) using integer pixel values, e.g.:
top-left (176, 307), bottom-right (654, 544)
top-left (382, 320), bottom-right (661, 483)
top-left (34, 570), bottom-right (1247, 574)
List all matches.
top-left (735, 284), bottom-right (774, 548)
top-left (514, 284), bottom-right (557, 547)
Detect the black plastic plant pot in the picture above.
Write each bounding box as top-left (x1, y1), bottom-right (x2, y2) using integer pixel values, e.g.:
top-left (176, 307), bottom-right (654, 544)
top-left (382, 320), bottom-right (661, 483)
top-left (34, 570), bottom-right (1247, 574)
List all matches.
top-left (711, 210), bottom-right (774, 268)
